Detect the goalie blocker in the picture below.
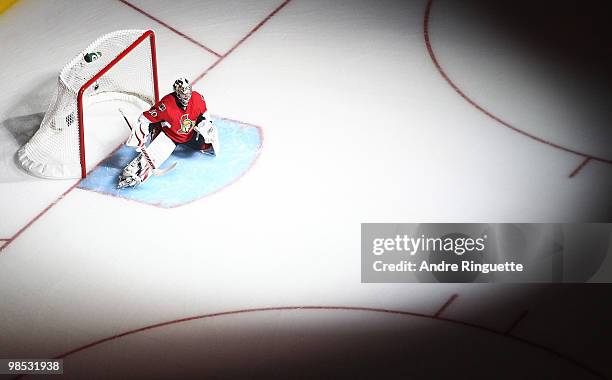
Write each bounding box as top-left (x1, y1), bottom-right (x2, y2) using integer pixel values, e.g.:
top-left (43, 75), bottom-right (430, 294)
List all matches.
top-left (119, 77), bottom-right (219, 189)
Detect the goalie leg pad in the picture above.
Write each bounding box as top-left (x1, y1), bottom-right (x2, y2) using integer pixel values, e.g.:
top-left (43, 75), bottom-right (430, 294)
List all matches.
top-left (117, 132), bottom-right (176, 188)
top-left (117, 154), bottom-right (152, 189)
top-left (146, 131), bottom-right (176, 167)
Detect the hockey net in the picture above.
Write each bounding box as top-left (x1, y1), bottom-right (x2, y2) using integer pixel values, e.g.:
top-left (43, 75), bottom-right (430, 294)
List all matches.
top-left (18, 29), bottom-right (159, 179)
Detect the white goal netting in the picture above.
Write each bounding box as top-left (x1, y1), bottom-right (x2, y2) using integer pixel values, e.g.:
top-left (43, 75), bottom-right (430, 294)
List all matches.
top-left (18, 29), bottom-right (158, 179)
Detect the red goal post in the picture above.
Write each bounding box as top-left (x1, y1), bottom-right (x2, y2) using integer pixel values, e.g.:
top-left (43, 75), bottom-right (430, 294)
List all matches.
top-left (18, 29), bottom-right (159, 179)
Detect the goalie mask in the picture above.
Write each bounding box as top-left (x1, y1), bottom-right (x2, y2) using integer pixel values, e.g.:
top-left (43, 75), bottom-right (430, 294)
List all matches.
top-left (173, 77), bottom-right (192, 108)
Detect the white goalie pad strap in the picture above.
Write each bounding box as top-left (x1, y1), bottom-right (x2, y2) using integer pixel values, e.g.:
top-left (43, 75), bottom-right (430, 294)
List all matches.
top-left (126, 114), bottom-right (152, 147)
top-left (145, 131), bottom-right (176, 168)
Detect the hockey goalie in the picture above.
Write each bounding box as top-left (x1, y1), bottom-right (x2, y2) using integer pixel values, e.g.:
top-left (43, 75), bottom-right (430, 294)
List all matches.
top-left (118, 77), bottom-right (219, 189)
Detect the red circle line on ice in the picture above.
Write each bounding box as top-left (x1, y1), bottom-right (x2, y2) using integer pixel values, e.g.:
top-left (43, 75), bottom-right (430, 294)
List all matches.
top-left (13, 302), bottom-right (605, 380)
top-left (423, 0), bottom-right (612, 173)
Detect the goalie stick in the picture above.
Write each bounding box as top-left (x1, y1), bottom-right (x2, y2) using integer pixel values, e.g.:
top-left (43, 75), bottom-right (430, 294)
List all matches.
top-left (118, 108), bottom-right (177, 176)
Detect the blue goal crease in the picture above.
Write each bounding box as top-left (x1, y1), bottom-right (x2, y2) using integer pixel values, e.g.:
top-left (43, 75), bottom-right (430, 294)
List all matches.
top-left (78, 118), bottom-right (262, 208)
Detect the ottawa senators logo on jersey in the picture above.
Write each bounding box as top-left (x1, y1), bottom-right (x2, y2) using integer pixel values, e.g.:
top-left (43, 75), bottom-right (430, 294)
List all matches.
top-left (179, 114), bottom-right (195, 134)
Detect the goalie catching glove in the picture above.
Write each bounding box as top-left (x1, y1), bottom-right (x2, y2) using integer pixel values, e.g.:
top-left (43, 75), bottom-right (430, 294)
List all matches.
top-left (194, 111), bottom-right (220, 155)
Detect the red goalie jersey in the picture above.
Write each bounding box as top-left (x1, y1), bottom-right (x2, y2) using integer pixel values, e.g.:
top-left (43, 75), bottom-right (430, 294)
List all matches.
top-left (142, 91), bottom-right (208, 144)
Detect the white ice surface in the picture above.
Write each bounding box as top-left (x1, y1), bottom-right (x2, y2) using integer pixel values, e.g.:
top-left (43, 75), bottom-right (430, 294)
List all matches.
top-left (0, 0), bottom-right (611, 378)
